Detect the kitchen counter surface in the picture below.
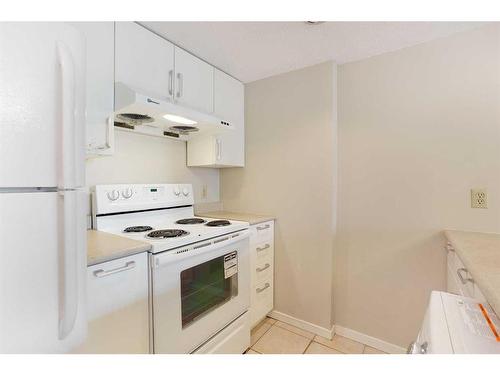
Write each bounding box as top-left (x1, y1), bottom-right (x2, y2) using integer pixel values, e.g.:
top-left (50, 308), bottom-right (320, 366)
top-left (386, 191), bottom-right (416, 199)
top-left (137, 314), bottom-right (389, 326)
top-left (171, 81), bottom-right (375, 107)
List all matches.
top-left (444, 230), bottom-right (500, 317)
top-left (87, 230), bottom-right (152, 266)
top-left (201, 211), bottom-right (275, 225)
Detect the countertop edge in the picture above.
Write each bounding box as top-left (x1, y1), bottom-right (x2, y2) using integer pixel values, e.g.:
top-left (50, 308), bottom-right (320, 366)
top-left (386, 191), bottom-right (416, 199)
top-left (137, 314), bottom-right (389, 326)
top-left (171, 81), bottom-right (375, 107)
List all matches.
top-left (87, 230), bottom-right (152, 267)
top-left (87, 245), bottom-right (151, 266)
top-left (201, 211), bottom-right (276, 225)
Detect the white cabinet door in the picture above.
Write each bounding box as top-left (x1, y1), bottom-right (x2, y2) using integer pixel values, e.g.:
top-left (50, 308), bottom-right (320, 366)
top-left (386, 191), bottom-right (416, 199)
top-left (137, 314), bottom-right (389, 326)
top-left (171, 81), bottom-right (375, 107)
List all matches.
top-left (115, 22), bottom-right (174, 101)
top-left (74, 252), bottom-right (150, 354)
top-left (214, 69), bottom-right (245, 167)
top-left (174, 47), bottom-right (214, 113)
top-left (187, 69), bottom-right (244, 168)
top-left (70, 22), bottom-right (114, 155)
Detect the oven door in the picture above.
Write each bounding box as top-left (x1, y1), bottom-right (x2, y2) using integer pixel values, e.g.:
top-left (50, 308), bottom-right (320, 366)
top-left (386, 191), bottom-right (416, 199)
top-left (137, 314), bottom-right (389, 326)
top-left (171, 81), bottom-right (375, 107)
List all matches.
top-left (152, 230), bottom-right (250, 353)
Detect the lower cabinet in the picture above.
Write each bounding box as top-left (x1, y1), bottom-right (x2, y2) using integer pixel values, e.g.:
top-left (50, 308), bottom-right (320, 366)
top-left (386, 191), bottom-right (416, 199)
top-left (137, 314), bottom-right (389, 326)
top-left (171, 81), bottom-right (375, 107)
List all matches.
top-left (249, 220), bottom-right (275, 327)
top-left (73, 252), bottom-right (150, 353)
top-left (446, 242), bottom-right (487, 303)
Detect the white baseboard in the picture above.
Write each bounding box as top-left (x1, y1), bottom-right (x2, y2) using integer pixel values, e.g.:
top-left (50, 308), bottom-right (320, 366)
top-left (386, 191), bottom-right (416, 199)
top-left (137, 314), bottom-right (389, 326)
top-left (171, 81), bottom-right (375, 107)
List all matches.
top-left (267, 310), bottom-right (406, 354)
top-left (334, 325), bottom-right (406, 354)
top-left (267, 310), bottom-right (334, 339)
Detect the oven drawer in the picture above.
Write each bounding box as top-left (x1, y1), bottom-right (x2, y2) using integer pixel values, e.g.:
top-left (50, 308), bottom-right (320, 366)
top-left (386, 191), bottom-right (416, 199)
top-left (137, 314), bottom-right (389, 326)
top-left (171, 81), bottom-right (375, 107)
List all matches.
top-left (251, 278), bottom-right (274, 327)
top-left (250, 220), bottom-right (274, 244)
top-left (74, 252), bottom-right (149, 354)
top-left (192, 312), bottom-right (250, 354)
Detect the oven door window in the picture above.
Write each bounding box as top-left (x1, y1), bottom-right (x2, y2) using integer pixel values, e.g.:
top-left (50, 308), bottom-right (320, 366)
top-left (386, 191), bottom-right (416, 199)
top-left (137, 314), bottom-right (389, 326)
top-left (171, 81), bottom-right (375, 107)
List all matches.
top-left (180, 251), bottom-right (238, 328)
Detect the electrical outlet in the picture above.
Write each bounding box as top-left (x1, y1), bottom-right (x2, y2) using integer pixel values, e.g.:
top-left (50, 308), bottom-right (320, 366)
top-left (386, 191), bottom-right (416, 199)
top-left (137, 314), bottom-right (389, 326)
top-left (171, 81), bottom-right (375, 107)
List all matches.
top-left (202, 185), bottom-right (208, 200)
top-left (471, 188), bottom-right (488, 209)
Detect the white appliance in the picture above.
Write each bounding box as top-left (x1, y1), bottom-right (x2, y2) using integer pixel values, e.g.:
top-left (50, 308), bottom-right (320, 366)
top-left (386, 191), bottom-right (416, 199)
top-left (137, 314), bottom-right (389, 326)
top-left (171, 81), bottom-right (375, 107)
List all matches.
top-left (114, 83), bottom-right (233, 140)
top-left (0, 23), bottom-right (88, 353)
top-left (410, 291), bottom-right (500, 354)
top-left (93, 184), bottom-right (251, 354)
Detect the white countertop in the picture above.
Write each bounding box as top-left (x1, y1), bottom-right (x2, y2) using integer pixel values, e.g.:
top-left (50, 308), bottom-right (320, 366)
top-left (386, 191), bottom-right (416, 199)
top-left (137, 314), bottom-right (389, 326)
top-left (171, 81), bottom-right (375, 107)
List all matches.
top-left (444, 230), bottom-right (500, 318)
top-left (87, 230), bottom-right (152, 266)
top-left (201, 211), bottom-right (275, 225)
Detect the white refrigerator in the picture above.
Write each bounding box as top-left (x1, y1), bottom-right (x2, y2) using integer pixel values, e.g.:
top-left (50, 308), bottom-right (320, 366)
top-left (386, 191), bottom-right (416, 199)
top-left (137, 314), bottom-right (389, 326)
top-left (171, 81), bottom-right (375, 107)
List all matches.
top-left (0, 23), bottom-right (87, 353)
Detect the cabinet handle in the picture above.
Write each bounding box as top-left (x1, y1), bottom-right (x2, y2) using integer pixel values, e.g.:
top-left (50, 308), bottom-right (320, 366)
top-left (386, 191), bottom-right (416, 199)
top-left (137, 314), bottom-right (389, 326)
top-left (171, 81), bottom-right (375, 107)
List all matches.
top-left (457, 267), bottom-right (473, 284)
top-left (215, 138), bottom-right (222, 161)
top-left (93, 261), bottom-right (136, 278)
top-left (256, 283), bottom-right (270, 293)
top-left (176, 72), bottom-right (183, 98)
top-left (256, 224), bottom-right (270, 231)
top-left (419, 342), bottom-right (428, 354)
top-left (168, 70), bottom-right (174, 96)
top-left (256, 244), bottom-right (270, 252)
top-left (445, 242), bottom-right (455, 252)
top-left (256, 263), bottom-right (271, 273)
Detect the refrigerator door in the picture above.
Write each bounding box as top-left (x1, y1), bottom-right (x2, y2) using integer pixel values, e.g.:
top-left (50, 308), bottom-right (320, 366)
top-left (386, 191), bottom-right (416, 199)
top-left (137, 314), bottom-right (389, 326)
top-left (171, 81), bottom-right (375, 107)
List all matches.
top-left (0, 22), bottom-right (85, 189)
top-left (0, 190), bottom-right (87, 353)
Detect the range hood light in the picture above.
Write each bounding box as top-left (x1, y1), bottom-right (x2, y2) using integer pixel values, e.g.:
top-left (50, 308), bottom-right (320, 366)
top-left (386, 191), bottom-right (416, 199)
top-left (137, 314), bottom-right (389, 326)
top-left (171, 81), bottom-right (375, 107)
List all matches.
top-left (163, 114), bottom-right (197, 125)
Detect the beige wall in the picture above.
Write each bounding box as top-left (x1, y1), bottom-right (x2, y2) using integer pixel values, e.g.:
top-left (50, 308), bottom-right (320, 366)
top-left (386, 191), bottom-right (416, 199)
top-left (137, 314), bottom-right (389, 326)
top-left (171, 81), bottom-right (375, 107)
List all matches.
top-left (221, 61), bottom-right (337, 329)
top-left (86, 130), bottom-right (220, 204)
top-left (336, 24), bottom-right (500, 347)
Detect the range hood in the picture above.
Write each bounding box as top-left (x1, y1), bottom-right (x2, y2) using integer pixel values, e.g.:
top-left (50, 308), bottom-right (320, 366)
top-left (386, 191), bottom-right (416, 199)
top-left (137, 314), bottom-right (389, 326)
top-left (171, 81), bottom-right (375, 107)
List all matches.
top-left (113, 82), bottom-right (232, 141)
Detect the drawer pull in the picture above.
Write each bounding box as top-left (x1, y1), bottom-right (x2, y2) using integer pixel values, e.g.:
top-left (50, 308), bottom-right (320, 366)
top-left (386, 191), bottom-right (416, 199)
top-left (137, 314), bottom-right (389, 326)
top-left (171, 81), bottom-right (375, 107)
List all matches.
top-left (445, 243), bottom-right (455, 252)
top-left (256, 283), bottom-right (271, 293)
top-left (256, 263), bottom-right (271, 273)
top-left (457, 268), bottom-right (473, 284)
top-left (256, 244), bottom-right (270, 252)
top-left (93, 261), bottom-right (136, 278)
top-left (256, 224), bottom-right (270, 231)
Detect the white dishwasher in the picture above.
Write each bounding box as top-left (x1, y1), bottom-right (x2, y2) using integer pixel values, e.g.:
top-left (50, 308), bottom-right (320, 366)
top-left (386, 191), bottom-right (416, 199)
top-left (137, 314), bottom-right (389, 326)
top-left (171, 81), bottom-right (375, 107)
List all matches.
top-left (73, 252), bottom-right (150, 353)
top-left (410, 291), bottom-right (500, 354)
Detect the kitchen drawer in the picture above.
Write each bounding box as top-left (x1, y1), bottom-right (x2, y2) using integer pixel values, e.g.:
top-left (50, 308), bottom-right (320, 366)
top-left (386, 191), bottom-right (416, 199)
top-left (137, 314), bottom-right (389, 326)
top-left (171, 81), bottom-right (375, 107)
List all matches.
top-left (452, 251), bottom-right (474, 298)
top-left (254, 256), bottom-right (273, 286)
top-left (254, 240), bottom-right (274, 263)
top-left (250, 278), bottom-right (273, 327)
top-left (74, 252), bottom-right (149, 354)
top-left (250, 221), bottom-right (274, 244)
top-left (446, 242), bottom-right (482, 300)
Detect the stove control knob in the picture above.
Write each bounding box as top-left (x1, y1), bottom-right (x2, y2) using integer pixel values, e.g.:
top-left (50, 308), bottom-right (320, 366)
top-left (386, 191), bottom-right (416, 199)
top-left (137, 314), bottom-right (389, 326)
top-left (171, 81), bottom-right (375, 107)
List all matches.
top-left (174, 186), bottom-right (181, 196)
top-left (182, 187), bottom-right (190, 197)
top-left (122, 188), bottom-right (133, 199)
top-left (107, 190), bottom-right (120, 201)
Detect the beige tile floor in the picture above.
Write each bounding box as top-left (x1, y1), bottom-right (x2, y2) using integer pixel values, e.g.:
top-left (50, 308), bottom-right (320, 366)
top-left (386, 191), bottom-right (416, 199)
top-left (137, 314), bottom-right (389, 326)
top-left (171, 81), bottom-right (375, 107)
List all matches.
top-left (247, 317), bottom-right (387, 354)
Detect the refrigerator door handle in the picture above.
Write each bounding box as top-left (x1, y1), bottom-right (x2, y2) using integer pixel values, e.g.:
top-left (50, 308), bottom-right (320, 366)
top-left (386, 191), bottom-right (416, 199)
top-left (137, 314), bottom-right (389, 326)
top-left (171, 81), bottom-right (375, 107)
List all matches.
top-left (58, 191), bottom-right (79, 340)
top-left (56, 41), bottom-right (77, 189)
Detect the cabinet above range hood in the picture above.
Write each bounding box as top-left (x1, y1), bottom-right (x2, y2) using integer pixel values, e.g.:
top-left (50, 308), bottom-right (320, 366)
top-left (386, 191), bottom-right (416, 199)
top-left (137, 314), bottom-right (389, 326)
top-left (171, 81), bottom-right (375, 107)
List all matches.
top-left (113, 82), bottom-right (232, 141)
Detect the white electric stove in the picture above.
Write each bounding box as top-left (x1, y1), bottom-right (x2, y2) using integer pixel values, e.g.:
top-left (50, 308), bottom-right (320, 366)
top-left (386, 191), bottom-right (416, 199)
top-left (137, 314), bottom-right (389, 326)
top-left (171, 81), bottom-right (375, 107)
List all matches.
top-left (92, 184), bottom-right (251, 354)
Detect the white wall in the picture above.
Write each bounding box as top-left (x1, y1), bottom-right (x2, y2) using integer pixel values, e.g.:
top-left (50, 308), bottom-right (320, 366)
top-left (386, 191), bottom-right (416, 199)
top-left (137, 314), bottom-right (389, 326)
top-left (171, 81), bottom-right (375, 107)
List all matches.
top-left (221, 61), bottom-right (337, 330)
top-left (86, 130), bottom-right (220, 204)
top-left (335, 24), bottom-right (500, 347)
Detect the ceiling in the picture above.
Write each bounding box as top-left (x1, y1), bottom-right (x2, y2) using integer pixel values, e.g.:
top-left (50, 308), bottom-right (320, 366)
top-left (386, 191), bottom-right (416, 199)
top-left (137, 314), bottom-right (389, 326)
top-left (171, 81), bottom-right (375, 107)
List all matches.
top-left (142, 22), bottom-right (488, 83)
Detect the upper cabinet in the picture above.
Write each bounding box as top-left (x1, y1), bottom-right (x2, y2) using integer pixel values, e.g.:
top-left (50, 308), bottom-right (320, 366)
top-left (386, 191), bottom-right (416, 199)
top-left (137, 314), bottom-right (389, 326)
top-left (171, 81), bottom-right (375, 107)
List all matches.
top-left (174, 47), bottom-right (214, 113)
top-left (70, 22), bottom-right (115, 155)
top-left (115, 22), bottom-right (174, 101)
top-left (214, 69), bottom-right (244, 167)
top-left (82, 21), bottom-right (245, 167)
top-left (187, 69), bottom-right (244, 168)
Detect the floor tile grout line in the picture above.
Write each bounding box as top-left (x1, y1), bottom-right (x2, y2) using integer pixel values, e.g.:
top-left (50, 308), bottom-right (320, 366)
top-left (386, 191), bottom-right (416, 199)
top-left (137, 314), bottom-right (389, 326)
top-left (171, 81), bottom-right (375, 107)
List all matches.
top-left (273, 321), bottom-right (316, 340)
top-left (251, 323), bottom-right (274, 349)
top-left (302, 339), bottom-right (314, 354)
